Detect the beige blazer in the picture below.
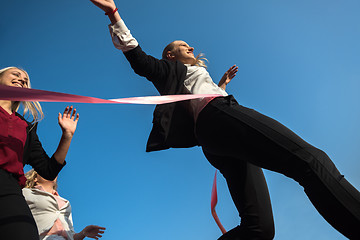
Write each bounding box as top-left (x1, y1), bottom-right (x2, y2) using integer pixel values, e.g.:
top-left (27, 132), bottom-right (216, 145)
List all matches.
top-left (22, 188), bottom-right (76, 240)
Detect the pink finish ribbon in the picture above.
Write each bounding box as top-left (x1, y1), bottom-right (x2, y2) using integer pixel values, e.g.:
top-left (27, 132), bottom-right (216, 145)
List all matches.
top-left (1, 85), bottom-right (226, 232)
top-left (211, 170), bottom-right (226, 234)
top-left (0, 85), bottom-right (221, 104)
top-left (109, 95), bottom-right (219, 104)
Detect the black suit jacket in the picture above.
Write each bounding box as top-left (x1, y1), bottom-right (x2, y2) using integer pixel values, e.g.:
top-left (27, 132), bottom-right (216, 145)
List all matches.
top-left (124, 45), bottom-right (199, 152)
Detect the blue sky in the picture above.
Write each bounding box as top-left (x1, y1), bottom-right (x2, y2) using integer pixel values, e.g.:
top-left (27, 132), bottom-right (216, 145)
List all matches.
top-left (1, 0), bottom-right (360, 239)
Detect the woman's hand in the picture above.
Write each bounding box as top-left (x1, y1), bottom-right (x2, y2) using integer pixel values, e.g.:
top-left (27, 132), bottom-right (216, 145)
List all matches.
top-left (90, 0), bottom-right (121, 24)
top-left (90, 0), bottom-right (117, 14)
top-left (53, 106), bottom-right (79, 164)
top-left (79, 225), bottom-right (106, 240)
top-left (218, 65), bottom-right (238, 91)
top-left (58, 106), bottom-right (79, 139)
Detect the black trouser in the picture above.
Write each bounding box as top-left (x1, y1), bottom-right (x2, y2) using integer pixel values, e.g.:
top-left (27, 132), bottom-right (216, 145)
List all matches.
top-left (0, 169), bottom-right (39, 240)
top-left (196, 96), bottom-right (360, 240)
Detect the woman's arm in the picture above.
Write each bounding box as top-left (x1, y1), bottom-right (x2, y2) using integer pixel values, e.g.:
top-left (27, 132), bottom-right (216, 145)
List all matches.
top-left (26, 106), bottom-right (78, 180)
top-left (90, 0), bottom-right (173, 94)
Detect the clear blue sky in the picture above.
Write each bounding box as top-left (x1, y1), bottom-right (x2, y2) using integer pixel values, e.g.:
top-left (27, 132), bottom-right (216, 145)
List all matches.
top-left (1, 0), bottom-right (360, 239)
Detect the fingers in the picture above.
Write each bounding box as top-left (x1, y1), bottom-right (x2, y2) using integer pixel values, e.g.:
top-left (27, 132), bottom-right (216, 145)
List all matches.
top-left (70, 107), bottom-right (76, 119)
top-left (63, 106), bottom-right (71, 118)
top-left (228, 65), bottom-right (238, 73)
top-left (89, 0), bottom-right (116, 13)
top-left (89, 224), bottom-right (106, 229)
top-left (227, 65), bottom-right (238, 79)
top-left (61, 106), bottom-right (79, 120)
top-left (84, 225), bottom-right (106, 238)
top-left (94, 225), bottom-right (106, 233)
top-left (229, 71), bottom-right (237, 78)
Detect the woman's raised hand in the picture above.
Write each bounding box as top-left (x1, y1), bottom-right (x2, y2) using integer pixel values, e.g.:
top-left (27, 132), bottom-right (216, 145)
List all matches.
top-left (58, 106), bottom-right (79, 138)
top-left (90, 0), bottom-right (121, 24)
top-left (53, 106), bottom-right (80, 165)
top-left (218, 65), bottom-right (238, 90)
top-left (90, 0), bottom-right (117, 13)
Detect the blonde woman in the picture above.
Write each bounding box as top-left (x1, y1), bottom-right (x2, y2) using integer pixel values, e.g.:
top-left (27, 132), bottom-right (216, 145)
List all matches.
top-left (90, 1), bottom-right (360, 239)
top-left (0, 67), bottom-right (79, 240)
top-left (23, 169), bottom-right (106, 240)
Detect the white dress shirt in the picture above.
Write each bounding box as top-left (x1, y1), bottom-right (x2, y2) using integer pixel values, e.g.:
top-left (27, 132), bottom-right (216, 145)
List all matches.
top-left (22, 188), bottom-right (75, 240)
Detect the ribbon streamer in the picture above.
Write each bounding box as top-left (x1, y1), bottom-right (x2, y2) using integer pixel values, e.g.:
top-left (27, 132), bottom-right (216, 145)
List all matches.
top-left (0, 85), bottom-right (221, 104)
top-left (211, 170), bottom-right (226, 234)
top-left (1, 85), bottom-right (226, 231)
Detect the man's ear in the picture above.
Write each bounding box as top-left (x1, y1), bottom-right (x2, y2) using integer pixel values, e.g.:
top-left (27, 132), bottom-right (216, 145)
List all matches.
top-left (166, 51), bottom-right (175, 60)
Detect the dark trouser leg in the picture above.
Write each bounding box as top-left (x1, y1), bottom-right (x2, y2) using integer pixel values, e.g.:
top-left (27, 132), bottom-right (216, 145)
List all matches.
top-left (203, 150), bottom-right (275, 240)
top-left (0, 194), bottom-right (39, 240)
top-left (0, 170), bottom-right (39, 240)
top-left (196, 96), bottom-right (360, 240)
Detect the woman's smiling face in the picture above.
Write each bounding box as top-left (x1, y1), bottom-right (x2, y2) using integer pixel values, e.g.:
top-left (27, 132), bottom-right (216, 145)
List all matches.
top-left (0, 68), bottom-right (29, 88)
top-left (167, 40), bottom-right (196, 64)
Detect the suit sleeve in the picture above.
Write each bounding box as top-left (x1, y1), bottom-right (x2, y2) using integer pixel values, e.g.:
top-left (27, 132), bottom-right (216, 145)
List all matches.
top-left (25, 124), bottom-right (66, 180)
top-left (109, 19), bottom-right (175, 94)
top-left (124, 45), bottom-right (174, 94)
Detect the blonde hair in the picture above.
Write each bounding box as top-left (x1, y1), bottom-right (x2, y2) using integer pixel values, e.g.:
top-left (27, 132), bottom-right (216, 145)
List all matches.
top-left (162, 41), bottom-right (208, 68)
top-left (0, 67), bottom-right (44, 123)
top-left (24, 169), bottom-right (58, 190)
top-left (24, 169), bottom-right (38, 189)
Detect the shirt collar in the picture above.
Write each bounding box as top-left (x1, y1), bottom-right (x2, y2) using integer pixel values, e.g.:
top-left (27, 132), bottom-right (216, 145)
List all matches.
top-left (34, 185), bottom-right (59, 196)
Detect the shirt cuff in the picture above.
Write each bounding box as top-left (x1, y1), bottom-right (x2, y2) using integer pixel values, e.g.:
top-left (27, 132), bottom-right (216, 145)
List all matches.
top-left (108, 19), bottom-right (139, 52)
top-left (109, 19), bottom-right (129, 36)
